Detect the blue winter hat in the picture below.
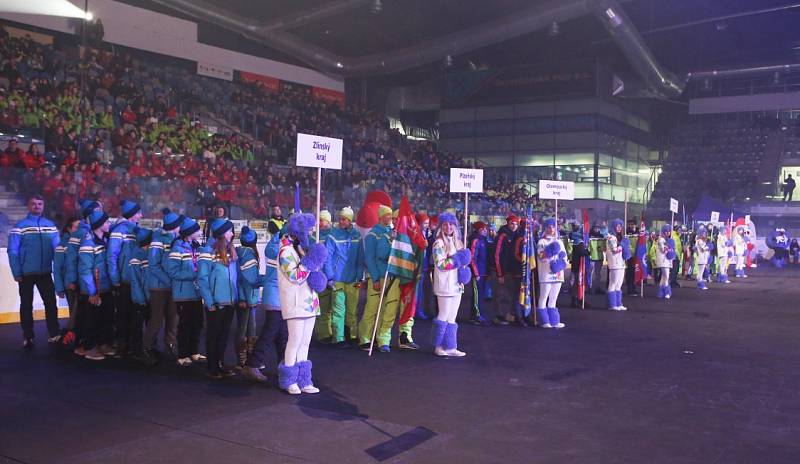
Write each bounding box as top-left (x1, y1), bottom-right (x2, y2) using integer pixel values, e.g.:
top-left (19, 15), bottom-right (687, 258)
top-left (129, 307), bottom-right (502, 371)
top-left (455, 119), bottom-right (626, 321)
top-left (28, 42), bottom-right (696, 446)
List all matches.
top-left (120, 200), bottom-right (141, 219)
top-left (162, 208), bottom-right (183, 231)
top-left (610, 218), bottom-right (624, 231)
top-left (134, 226), bottom-right (153, 245)
top-left (179, 216), bottom-right (200, 238)
top-left (240, 225), bottom-right (257, 246)
top-left (88, 210), bottom-right (109, 230)
top-left (80, 199), bottom-right (99, 218)
top-left (543, 217), bottom-right (557, 229)
top-left (211, 218), bottom-right (233, 238)
top-left (661, 224), bottom-right (673, 235)
top-left (438, 212), bottom-right (458, 226)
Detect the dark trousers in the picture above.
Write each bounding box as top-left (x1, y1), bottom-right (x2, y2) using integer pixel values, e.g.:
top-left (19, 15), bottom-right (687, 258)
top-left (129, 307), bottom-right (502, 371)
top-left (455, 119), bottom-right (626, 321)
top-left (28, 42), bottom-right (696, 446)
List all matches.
top-left (114, 283), bottom-right (133, 351)
top-left (670, 259), bottom-right (680, 285)
top-left (247, 310), bottom-right (288, 371)
top-left (625, 258), bottom-right (637, 294)
top-left (66, 288), bottom-right (79, 330)
top-left (784, 188), bottom-right (794, 201)
top-left (495, 275), bottom-right (521, 317)
top-left (80, 292), bottom-right (114, 350)
top-left (418, 270), bottom-right (437, 318)
top-left (176, 300), bottom-right (204, 358)
top-left (144, 289), bottom-right (177, 350)
top-left (205, 306), bottom-right (234, 374)
top-left (129, 303), bottom-right (147, 354)
top-left (18, 274), bottom-right (60, 339)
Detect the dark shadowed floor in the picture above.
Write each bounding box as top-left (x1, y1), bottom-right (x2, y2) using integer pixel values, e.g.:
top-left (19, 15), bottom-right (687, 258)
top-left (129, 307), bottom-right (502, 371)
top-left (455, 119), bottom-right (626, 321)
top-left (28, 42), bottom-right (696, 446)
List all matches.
top-left (1, 266), bottom-right (799, 464)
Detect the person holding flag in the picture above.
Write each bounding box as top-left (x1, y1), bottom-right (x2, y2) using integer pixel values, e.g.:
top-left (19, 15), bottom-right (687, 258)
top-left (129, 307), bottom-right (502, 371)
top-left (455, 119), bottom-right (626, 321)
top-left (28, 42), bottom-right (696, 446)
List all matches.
top-left (358, 205), bottom-right (401, 353)
top-left (656, 224), bottom-right (677, 299)
top-left (716, 226), bottom-right (732, 283)
top-left (388, 198), bottom-right (429, 350)
top-left (633, 221), bottom-right (650, 294)
top-left (430, 212), bottom-right (472, 357)
top-left (493, 215), bottom-right (522, 326)
top-left (468, 221), bottom-right (491, 325)
top-left (605, 219), bottom-right (630, 311)
top-left (536, 218), bottom-right (568, 328)
top-left (693, 225), bottom-right (711, 290)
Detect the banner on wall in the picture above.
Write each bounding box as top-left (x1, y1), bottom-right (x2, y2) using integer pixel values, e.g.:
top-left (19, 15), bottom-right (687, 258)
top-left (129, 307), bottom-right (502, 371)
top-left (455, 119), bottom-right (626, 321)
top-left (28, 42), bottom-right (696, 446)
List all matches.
top-left (239, 71), bottom-right (280, 91)
top-left (197, 61), bottom-right (233, 81)
top-left (312, 86), bottom-right (346, 106)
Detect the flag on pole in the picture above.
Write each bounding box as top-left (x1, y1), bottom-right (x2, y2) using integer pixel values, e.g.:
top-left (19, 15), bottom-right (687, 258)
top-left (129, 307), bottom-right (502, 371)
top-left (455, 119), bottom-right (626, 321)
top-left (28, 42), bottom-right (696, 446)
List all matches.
top-left (390, 197), bottom-right (428, 326)
top-left (387, 197), bottom-right (418, 284)
top-left (518, 206), bottom-right (534, 318)
top-left (294, 181), bottom-right (302, 213)
top-left (578, 208), bottom-right (590, 301)
top-left (634, 223), bottom-right (649, 285)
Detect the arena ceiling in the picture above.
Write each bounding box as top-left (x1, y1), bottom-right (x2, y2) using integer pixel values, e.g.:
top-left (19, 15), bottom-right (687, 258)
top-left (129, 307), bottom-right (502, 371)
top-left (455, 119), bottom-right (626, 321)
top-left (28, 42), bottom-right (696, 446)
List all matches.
top-left (128, 0), bottom-right (800, 83)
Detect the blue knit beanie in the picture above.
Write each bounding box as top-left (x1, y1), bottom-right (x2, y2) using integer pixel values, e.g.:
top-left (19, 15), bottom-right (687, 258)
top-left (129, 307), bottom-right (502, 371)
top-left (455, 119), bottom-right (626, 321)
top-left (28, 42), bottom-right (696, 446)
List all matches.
top-left (211, 218), bottom-right (233, 238)
top-left (240, 226), bottom-right (257, 246)
top-left (88, 210), bottom-right (109, 230)
top-left (120, 200), bottom-right (141, 219)
top-left (162, 208), bottom-right (183, 231)
top-left (80, 199), bottom-right (100, 219)
top-left (179, 216), bottom-right (200, 238)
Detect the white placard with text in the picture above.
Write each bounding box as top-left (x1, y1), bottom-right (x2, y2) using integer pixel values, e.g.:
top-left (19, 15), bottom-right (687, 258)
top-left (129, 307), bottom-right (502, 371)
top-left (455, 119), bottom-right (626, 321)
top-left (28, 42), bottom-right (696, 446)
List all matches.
top-left (538, 179), bottom-right (575, 200)
top-left (670, 198), bottom-right (679, 214)
top-left (449, 168), bottom-right (484, 193)
top-left (710, 211), bottom-right (720, 223)
top-left (296, 133), bottom-right (343, 170)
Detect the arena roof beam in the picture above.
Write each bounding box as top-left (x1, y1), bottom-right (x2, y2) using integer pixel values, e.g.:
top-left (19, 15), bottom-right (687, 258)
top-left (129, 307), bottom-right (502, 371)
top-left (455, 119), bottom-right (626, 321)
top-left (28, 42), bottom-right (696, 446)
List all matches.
top-left (256, 0), bottom-right (372, 34)
top-left (594, 0), bottom-right (685, 98)
top-left (151, 0), bottom-right (606, 77)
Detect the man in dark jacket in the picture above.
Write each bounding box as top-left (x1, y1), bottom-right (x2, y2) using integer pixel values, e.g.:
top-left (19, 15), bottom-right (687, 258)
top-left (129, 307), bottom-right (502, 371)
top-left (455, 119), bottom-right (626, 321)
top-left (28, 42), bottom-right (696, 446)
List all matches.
top-left (493, 215), bottom-right (521, 326)
top-left (468, 221), bottom-right (490, 325)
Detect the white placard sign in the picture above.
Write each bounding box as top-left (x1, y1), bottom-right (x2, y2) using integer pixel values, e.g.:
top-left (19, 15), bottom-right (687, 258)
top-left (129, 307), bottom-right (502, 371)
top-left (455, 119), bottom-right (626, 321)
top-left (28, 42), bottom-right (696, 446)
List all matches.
top-left (745, 214), bottom-right (751, 224)
top-left (538, 180), bottom-right (575, 200)
top-left (710, 211), bottom-right (720, 223)
top-left (449, 168), bottom-right (484, 193)
top-left (296, 133), bottom-right (343, 170)
top-left (670, 198), bottom-right (679, 214)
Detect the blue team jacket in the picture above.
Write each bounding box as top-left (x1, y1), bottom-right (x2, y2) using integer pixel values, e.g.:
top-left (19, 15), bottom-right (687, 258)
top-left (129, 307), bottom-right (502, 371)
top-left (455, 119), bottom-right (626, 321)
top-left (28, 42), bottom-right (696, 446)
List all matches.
top-left (364, 223), bottom-right (393, 282)
top-left (262, 233), bottom-right (282, 310)
top-left (147, 229), bottom-right (176, 291)
top-left (324, 226), bottom-right (363, 283)
top-left (78, 231), bottom-right (111, 295)
top-left (7, 213), bottom-right (59, 278)
top-left (167, 238), bottom-right (202, 301)
top-left (107, 219), bottom-right (137, 286)
top-left (129, 246), bottom-right (150, 306)
top-left (237, 246), bottom-right (266, 307)
top-left (197, 246), bottom-right (239, 310)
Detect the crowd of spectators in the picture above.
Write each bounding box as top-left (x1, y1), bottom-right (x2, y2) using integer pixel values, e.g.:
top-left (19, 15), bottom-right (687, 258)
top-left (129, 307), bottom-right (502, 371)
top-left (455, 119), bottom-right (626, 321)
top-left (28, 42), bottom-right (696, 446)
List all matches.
top-left (0, 27), bottom-right (556, 225)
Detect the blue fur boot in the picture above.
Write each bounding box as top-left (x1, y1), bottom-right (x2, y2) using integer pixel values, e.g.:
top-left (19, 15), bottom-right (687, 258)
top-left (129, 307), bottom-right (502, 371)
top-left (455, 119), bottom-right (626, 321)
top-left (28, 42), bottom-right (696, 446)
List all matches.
top-left (607, 291), bottom-right (616, 310)
top-left (537, 307), bottom-right (551, 328)
top-left (441, 323), bottom-right (465, 357)
top-left (616, 291), bottom-right (626, 310)
top-left (665, 286), bottom-right (672, 299)
top-left (278, 362), bottom-right (300, 394)
top-left (547, 308), bottom-right (564, 328)
top-left (657, 285), bottom-right (665, 299)
top-left (431, 319), bottom-right (448, 352)
top-left (296, 360), bottom-right (319, 394)
top-left (697, 280), bottom-right (707, 290)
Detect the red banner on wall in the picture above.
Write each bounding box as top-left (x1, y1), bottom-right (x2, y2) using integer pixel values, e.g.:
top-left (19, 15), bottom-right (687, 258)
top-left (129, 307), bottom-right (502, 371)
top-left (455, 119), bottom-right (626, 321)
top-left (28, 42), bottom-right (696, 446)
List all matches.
top-left (312, 86), bottom-right (345, 106)
top-left (239, 71), bottom-right (280, 91)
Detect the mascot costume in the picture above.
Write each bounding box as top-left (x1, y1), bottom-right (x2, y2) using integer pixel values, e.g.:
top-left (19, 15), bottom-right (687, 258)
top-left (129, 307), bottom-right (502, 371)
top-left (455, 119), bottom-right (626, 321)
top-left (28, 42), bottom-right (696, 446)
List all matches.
top-left (767, 227), bottom-right (791, 269)
top-left (277, 213), bottom-right (328, 395)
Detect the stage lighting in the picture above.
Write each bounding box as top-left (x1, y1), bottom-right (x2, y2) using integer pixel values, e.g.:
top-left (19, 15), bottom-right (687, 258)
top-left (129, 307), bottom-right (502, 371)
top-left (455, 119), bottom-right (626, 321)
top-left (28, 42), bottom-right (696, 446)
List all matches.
top-left (370, 0), bottom-right (382, 14)
top-left (443, 54), bottom-right (453, 68)
top-left (85, 11), bottom-right (93, 21)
